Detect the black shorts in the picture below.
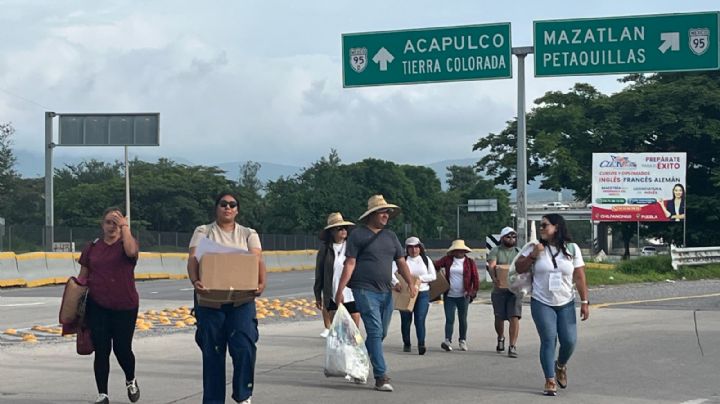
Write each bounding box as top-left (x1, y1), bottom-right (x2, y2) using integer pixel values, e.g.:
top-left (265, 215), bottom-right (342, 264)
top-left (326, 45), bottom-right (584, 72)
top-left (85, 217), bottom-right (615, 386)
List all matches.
top-left (491, 289), bottom-right (522, 320)
top-left (326, 300), bottom-right (358, 314)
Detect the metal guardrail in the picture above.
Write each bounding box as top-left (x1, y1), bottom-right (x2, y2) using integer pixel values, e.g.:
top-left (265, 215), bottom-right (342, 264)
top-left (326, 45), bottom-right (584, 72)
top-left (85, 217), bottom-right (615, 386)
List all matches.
top-left (670, 245), bottom-right (720, 270)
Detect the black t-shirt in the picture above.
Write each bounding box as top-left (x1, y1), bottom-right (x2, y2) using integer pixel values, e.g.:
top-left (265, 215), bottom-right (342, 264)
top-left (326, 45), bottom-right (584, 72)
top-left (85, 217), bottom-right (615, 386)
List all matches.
top-left (346, 226), bottom-right (404, 293)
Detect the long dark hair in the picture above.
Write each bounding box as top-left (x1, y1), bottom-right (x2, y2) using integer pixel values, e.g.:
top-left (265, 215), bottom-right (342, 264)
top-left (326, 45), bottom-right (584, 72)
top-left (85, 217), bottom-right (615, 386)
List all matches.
top-left (542, 214), bottom-right (574, 258)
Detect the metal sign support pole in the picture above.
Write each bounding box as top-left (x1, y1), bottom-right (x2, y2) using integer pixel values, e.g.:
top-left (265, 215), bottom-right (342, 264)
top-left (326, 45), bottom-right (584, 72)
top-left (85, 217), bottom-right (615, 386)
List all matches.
top-left (513, 46), bottom-right (533, 247)
top-left (44, 112), bottom-right (56, 252)
top-left (125, 146), bottom-right (130, 225)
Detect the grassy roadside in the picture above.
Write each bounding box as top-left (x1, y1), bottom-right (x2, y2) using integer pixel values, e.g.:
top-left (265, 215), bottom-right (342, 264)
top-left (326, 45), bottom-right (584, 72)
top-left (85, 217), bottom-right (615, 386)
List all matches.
top-left (479, 256), bottom-right (720, 290)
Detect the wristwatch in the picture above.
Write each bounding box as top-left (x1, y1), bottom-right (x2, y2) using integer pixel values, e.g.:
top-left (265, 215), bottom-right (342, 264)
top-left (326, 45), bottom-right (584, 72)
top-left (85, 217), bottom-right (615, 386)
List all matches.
top-left (580, 300), bottom-right (589, 305)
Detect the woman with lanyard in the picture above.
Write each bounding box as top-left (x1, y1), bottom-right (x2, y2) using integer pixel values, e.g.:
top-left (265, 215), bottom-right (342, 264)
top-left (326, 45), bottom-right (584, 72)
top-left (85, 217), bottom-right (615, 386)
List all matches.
top-left (314, 212), bottom-right (361, 328)
top-left (77, 207), bottom-right (140, 404)
top-left (187, 192), bottom-right (267, 404)
top-left (514, 214), bottom-right (590, 396)
top-left (392, 237), bottom-right (436, 355)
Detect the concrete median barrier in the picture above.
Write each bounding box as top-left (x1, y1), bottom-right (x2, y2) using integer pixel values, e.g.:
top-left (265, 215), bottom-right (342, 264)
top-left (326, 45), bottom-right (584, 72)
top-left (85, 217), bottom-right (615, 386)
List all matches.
top-left (161, 253), bottom-right (189, 279)
top-left (15, 252), bottom-right (53, 287)
top-left (45, 252), bottom-right (78, 284)
top-left (135, 252), bottom-right (169, 280)
top-left (0, 252), bottom-right (25, 287)
top-left (264, 250), bottom-right (316, 272)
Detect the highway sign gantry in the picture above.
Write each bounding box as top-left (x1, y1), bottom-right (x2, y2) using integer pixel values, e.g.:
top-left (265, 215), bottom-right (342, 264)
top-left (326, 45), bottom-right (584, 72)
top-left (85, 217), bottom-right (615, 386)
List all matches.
top-left (534, 12), bottom-right (720, 77)
top-left (342, 23), bottom-right (512, 87)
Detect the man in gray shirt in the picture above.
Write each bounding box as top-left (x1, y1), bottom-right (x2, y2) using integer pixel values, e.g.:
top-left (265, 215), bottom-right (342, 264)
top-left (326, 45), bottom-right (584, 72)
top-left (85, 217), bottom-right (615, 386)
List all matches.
top-left (336, 195), bottom-right (417, 393)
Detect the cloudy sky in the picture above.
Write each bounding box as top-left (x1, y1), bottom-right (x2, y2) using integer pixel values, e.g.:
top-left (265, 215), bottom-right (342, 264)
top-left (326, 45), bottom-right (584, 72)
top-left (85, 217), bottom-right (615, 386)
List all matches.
top-left (1, 0), bottom-right (717, 175)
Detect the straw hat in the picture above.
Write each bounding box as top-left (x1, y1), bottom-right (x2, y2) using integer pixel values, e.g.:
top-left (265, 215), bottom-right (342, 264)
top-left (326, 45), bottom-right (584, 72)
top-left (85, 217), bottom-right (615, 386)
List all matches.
top-left (358, 194), bottom-right (401, 221)
top-left (447, 239), bottom-right (472, 253)
top-left (318, 212), bottom-right (354, 240)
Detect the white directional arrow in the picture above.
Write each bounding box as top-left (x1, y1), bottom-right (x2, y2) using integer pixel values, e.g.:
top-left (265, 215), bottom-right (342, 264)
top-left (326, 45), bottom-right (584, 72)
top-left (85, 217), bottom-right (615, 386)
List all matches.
top-left (658, 32), bottom-right (680, 53)
top-left (372, 47), bottom-right (394, 71)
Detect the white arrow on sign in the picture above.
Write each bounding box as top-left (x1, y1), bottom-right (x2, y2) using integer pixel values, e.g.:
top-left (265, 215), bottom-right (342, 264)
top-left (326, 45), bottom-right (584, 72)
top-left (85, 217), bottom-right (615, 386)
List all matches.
top-left (372, 47), bottom-right (394, 71)
top-left (658, 32), bottom-right (680, 53)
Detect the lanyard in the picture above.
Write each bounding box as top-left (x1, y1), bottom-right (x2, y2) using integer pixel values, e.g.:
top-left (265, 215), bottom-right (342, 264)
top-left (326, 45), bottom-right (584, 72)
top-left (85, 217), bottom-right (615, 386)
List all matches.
top-left (547, 245), bottom-right (561, 270)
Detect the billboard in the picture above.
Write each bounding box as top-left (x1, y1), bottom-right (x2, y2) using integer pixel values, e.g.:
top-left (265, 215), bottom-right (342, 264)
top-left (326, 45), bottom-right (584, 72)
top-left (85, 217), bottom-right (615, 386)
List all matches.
top-left (591, 153), bottom-right (686, 222)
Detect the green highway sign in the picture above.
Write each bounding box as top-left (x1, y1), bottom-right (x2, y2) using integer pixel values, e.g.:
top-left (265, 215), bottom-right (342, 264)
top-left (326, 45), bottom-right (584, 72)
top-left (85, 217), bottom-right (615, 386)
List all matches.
top-left (534, 12), bottom-right (720, 77)
top-left (342, 23), bottom-right (512, 87)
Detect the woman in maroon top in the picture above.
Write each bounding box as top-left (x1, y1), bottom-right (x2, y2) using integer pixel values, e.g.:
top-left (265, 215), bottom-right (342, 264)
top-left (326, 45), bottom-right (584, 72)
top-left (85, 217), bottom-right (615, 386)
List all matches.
top-left (78, 207), bottom-right (140, 404)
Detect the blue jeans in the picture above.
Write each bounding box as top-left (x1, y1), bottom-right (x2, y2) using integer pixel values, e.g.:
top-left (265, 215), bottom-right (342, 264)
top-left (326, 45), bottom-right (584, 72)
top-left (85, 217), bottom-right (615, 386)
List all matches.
top-left (443, 296), bottom-right (469, 341)
top-left (401, 291), bottom-right (429, 346)
top-left (195, 301), bottom-right (259, 404)
top-left (530, 299), bottom-right (577, 379)
top-left (353, 288), bottom-right (393, 380)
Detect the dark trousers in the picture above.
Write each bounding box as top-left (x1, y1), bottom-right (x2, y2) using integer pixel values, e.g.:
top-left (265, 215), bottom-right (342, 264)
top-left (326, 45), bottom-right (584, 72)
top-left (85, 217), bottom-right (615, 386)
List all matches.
top-left (195, 301), bottom-right (259, 404)
top-left (87, 299), bottom-right (138, 395)
top-left (400, 290), bottom-right (430, 346)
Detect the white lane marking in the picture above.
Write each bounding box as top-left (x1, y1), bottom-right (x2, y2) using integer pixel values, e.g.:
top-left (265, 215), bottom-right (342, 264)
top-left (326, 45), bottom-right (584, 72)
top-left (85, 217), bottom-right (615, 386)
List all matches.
top-left (680, 400), bottom-right (708, 404)
top-left (0, 302), bottom-right (45, 307)
top-left (151, 291), bottom-right (159, 294)
top-left (180, 288), bottom-right (194, 291)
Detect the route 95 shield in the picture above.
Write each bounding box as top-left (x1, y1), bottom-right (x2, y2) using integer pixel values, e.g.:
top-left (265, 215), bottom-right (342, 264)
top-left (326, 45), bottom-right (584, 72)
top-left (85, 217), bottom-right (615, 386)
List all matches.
top-left (349, 47), bottom-right (368, 73)
top-left (689, 28), bottom-right (710, 56)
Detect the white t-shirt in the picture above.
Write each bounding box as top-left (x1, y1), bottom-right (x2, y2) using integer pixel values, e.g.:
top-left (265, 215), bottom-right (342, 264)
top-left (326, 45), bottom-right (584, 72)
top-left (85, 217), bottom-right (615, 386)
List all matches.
top-left (520, 242), bottom-right (584, 306)
top-left (447, 257), bottom-right (466, 298)
top-left (331, 242), bottom-right (354, 303)
top-left (391, 255), bottom-right (437, 292)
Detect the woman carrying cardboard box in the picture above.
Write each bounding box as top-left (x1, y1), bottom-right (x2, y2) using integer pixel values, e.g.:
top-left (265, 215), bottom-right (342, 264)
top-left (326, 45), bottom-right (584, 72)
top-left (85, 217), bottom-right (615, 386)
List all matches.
top-left (187, 192), bottom-right (267, 404)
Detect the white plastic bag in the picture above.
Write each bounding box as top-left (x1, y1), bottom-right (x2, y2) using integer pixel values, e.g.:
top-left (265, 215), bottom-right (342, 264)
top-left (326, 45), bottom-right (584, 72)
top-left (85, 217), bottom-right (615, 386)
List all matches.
top-left (323, 303), bottom-right (370, 383)
top-left (508, 241), bottom-right (537, 298)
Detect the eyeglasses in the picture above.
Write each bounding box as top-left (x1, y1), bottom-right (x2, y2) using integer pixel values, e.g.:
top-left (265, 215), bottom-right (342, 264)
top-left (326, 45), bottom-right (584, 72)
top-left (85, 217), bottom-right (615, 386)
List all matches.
top-left (219, 200), bottom-right (238, 209)
top-left (540, 223), bottom-right (550, 229)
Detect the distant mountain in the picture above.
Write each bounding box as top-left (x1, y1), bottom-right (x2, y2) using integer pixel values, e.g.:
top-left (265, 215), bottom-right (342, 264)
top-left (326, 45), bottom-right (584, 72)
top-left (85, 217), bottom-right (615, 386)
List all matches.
top-left (14, 151), bottom-right (575, 202)
top-left (426, 158), bottom-right (575, 203)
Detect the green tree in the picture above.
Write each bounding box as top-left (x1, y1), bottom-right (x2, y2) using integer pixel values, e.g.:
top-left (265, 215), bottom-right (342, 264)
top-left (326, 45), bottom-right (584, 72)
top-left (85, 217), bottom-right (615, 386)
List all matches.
top-left (235, 161), bottom-right (265, 229)
top-left (474, 71), bottom-right (720, 249)
top-left (0, 122), bottom-right (19, 216)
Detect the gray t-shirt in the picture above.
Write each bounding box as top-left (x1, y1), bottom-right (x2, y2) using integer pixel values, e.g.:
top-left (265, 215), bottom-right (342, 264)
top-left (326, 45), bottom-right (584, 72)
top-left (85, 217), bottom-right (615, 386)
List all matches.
top-left (346, 226), bottom-right (404, 293)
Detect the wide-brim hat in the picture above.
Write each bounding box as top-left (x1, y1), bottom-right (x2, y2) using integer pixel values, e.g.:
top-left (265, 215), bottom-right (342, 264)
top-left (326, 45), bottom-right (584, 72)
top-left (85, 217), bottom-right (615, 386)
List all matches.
top-left (318, 212), bottom-right (354, 240)
top-left (358, 194), bottom-right (400, 222)
top-left (447, 239), bottom-right (472, 254)
top-left (499, 226), bottom-right (516, 238)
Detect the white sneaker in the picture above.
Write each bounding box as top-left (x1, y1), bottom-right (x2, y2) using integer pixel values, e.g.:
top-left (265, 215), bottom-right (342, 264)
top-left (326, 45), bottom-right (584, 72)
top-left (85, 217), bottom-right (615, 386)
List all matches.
top-left (94, 393), bottom-right (109, 404)
top-left (459, 340), bottom-right (468, 351)
top-left (441, 339), bottom-right (453, 352)
top-left (320, 329), bottom-right (330, 338)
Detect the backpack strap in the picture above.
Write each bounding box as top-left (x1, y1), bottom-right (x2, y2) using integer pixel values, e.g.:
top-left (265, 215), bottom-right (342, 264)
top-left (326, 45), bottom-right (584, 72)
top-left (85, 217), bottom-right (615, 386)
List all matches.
top-left (356, 228), bottom-right (383, 258)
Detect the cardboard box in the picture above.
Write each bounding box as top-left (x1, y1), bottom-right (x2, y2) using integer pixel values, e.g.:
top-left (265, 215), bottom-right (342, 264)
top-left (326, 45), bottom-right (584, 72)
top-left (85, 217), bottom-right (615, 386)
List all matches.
top-left (495, 265), bottom-right (510, 289)
top-left (392, 276), bottom-right (421, 311)
top-left (428, 270), bottom-right (450, 302)
top-left (198, 252), bottom-right (259, 308)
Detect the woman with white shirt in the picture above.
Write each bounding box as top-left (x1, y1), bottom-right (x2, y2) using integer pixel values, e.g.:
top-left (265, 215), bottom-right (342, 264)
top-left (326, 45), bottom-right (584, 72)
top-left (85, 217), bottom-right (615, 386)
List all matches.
top-left (392, 237), bottom-right (436, 355)
top-left (313, 212), bottom-right (361, 327)
top-left (433, 240), bottom-right (479, 352)
top-left (515, 214), bottom-right (590, 397)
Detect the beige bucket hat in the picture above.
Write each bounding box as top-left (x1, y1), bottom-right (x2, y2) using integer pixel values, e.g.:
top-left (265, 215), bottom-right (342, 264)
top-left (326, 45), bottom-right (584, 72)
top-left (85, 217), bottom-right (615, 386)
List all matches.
top-left (319, 212), bottom-right (354, 240)
top-left (358, 194), bottom-right (400, 221)
top-left (447, 239), bottom-right (472, 254)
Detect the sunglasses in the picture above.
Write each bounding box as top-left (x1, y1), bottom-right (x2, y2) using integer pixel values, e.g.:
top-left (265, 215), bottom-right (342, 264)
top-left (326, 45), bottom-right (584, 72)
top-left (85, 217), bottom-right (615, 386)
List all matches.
top-left (376, 208), bottom-right (392, 214)
top-left (540, 223), bottom-right (550, 229)
top-left (333, 226), bottom-right (349, 231)
top-left (219, 200), bottom-right (238, 209)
